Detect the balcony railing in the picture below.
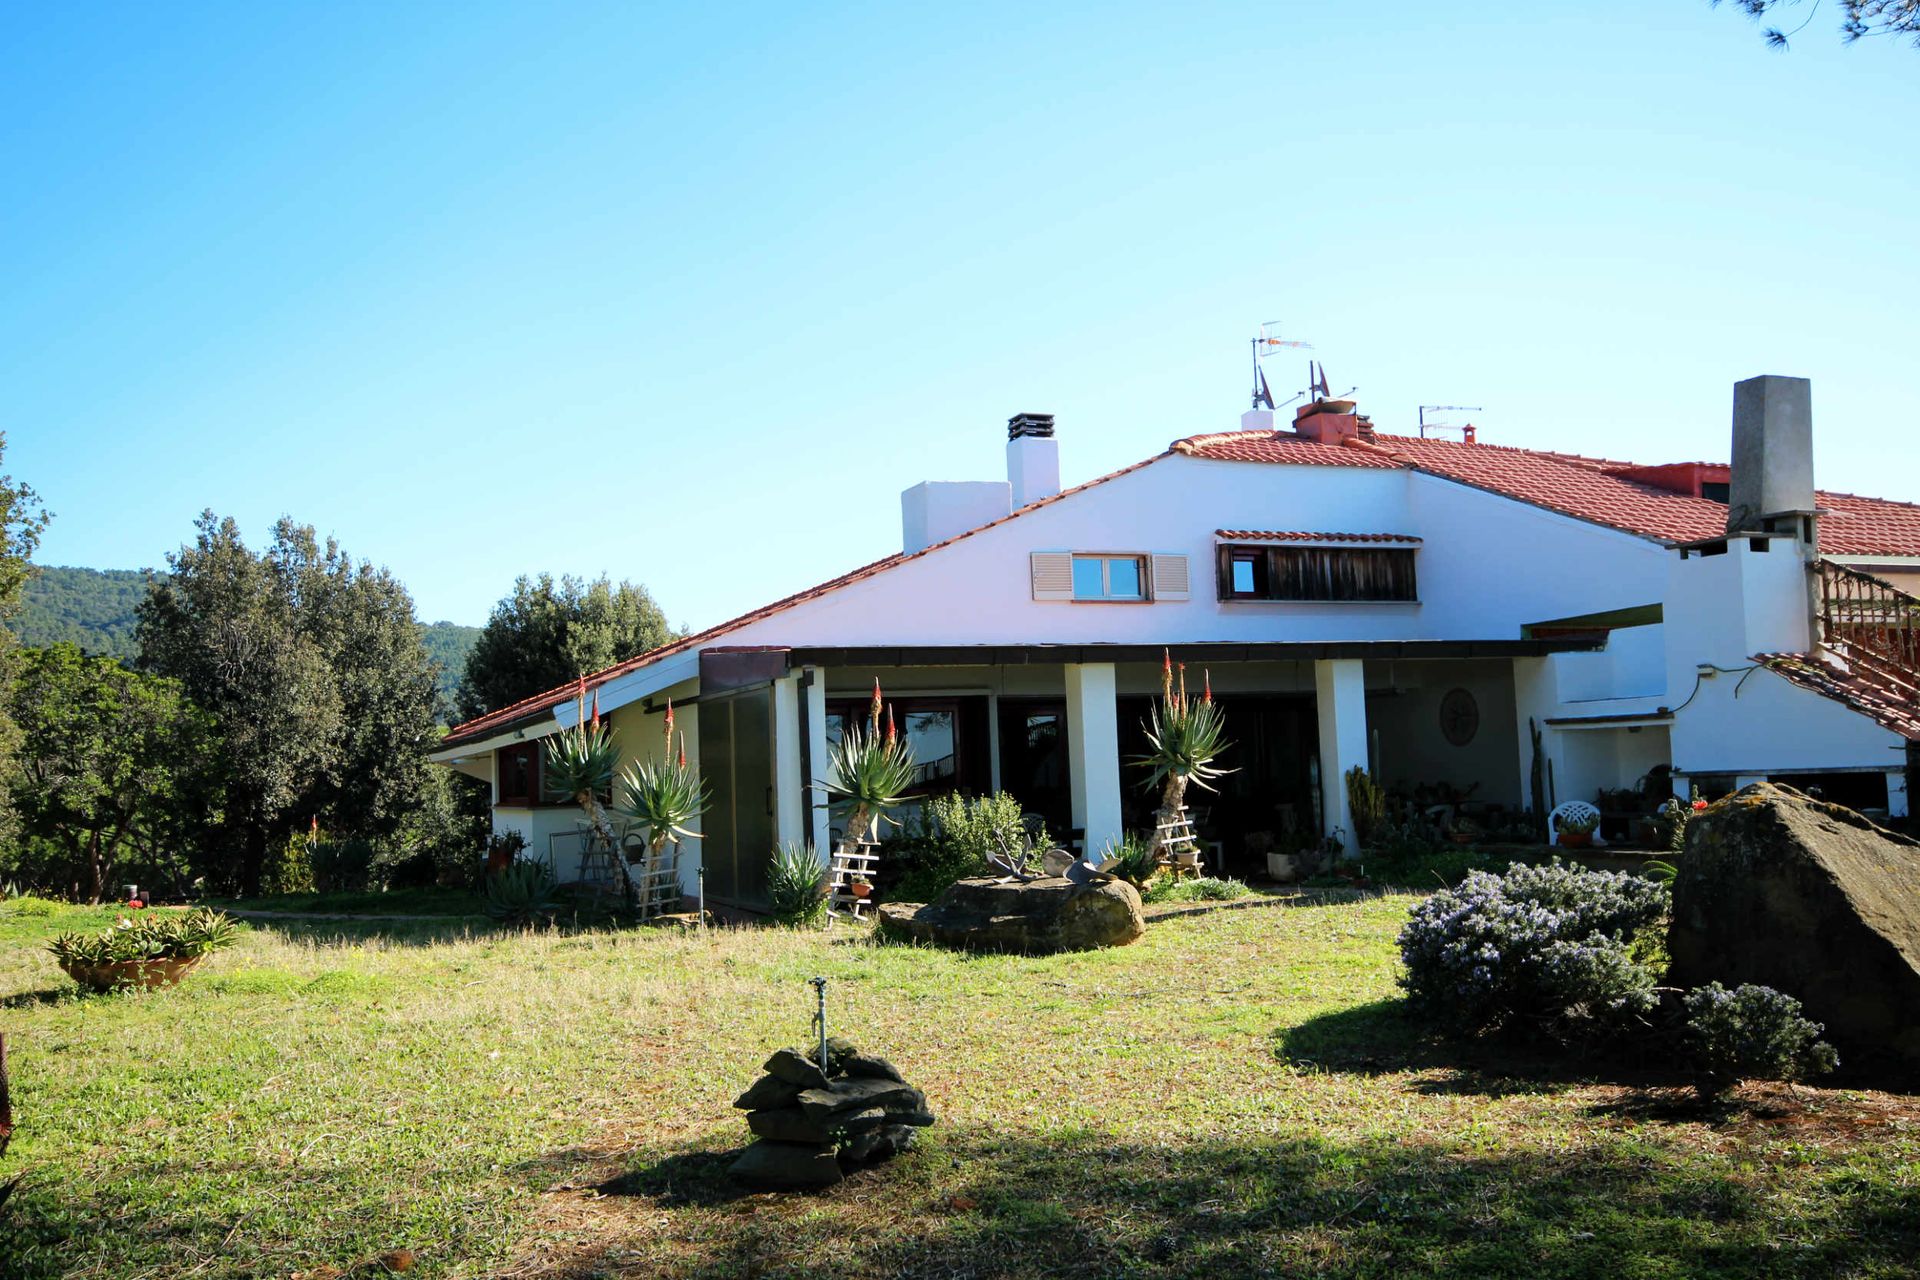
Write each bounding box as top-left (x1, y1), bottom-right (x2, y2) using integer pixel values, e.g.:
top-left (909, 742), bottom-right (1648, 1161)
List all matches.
top-left (1819, 558), bottom-right (1920, 678)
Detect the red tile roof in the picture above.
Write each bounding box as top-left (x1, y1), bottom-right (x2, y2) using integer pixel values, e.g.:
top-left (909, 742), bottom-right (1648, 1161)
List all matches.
top-left (1177, 427), bottom-right (1920, 556)
top-left (1756, 646), bottom-right (1920, 741)
top-left (1215, 530), bottom-right (1422, 544)
top-left (439, 451), bottom-right (1173, 749)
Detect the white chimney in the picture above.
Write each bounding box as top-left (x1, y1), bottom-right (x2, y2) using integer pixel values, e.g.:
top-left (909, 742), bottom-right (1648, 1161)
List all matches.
top-left (1006, 412), bottom-right (1060, 509)
top-left (1728, 375), bottom-right (1815, 534)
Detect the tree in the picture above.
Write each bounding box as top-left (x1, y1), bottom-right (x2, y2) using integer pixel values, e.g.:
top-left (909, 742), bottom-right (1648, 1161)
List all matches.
top-left (1715, 0), bottom-right (1920, 47)
top-left (457, 574), bottom-right (678, 722)
top-left (0, 433), bottom-right (52, 847)
top-left (137, 514), bottom-right (440, 893)
top-left (8, 644), bottom-right (218, 902)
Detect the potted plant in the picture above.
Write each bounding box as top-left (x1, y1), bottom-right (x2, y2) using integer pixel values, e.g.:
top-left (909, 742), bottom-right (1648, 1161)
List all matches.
top-left (849, 876), bottom-right (873, 901)
top-left (1554, 809), bottom-right (1600, 849)
top-left (48, 908), bottom-right (239, 993)
top-left (1449, 816), bottom-right (1483, 847)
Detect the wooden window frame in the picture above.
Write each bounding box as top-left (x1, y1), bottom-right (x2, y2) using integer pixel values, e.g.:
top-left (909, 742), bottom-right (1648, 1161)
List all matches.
top-left (1214, 544), bottom-right (1418, 603)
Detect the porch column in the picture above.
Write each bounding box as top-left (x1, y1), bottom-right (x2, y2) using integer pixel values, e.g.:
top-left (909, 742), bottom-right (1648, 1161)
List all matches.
top-left (1315, 659), bottom-right (1368, 857)
top-left (773, 673), bottom-right (805, 850)
top-left (1065, 662), bottom-right (1124, 857)
top-left (805, 668), bottom-right (831, 861)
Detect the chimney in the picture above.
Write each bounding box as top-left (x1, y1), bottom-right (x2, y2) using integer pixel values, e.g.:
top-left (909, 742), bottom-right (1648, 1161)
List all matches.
top-left (1007, 412), bottom-right (1060, 508)
top-left (1727, 375), bottom-right (1814, 535)
top-left (1292, 396), bottom-right (1362, 446)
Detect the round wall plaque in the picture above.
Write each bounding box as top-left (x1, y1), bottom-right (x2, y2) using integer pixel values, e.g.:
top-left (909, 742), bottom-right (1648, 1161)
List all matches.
top-left (1440, 687), bottom-right (1479, 746)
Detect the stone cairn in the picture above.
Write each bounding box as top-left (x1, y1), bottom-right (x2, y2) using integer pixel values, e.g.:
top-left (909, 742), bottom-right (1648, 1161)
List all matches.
top-left (727, 1035), bottom-right (934, 1190)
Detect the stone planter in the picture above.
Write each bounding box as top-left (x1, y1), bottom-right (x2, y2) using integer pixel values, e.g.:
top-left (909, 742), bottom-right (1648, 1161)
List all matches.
top-left (58, 955), bottom-right (203, 993)
top-left (1265, 852), bottom-right (1299, 883)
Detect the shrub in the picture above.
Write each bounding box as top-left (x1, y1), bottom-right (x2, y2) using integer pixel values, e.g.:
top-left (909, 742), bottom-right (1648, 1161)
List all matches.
top-left (484, 860), bottom-right (559, 927)
top-left (766, 843), bottom-right (827, 927)
top-left (48, 908), bottom-right (240, 968)
top-left (1144, 876), bottom-right (1251, 904)
top-left (261, 832), bottom-right (317, 896)
top-left (310, 838), bottom-right (376, 894)
top-left (889, 792), bottom-right (1045, 902)
top-left (1683, 982), bottom-right (1839, 1099)
top-left (1397, 860), bottom-right (1670, 1043)
top-left (1106, 833), bottom-right (1162, 888)
top-left (1345, 767), bottom-right (1386, 847)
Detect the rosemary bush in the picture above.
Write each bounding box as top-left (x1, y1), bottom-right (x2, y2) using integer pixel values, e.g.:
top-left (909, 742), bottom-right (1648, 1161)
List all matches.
top-left (1683, 981), bottom-right (1839, 1099)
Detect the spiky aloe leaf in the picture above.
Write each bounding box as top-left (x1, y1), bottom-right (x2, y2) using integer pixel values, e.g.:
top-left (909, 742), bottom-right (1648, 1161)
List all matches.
top-left (617, 757), bottom-right (711, 849)
top-left (1131, 695), bottom-right (1234, 794)
top-left (543, 723), bottom-right (620, 802)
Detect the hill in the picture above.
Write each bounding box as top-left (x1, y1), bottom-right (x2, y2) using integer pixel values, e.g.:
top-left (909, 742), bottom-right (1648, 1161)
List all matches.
top-left (9, 566), bottom-right (481, 719)
top-left (9, 565), bottom-right (146, 661)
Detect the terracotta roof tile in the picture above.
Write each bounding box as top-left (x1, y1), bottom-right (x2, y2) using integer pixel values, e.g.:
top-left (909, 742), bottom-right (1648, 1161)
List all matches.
top-left (1176, 427), bottom-right (1920, 555)
top-left (1756, 646), bottom-right (1920, 741)
top-left (1215, 530), bottom-right (1422, 544)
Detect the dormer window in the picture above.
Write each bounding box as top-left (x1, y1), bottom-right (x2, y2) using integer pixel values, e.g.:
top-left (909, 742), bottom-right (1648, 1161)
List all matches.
top-left (1215, 533), bottom-right (1420, 603)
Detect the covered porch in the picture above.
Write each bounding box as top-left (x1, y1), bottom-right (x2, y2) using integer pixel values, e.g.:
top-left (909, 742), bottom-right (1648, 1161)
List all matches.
top-left (689, 639), bottom-right (1595, 904)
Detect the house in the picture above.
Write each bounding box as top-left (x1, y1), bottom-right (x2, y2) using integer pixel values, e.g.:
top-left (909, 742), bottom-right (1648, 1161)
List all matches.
top-left (432, 375), bottom-right (1920, 908)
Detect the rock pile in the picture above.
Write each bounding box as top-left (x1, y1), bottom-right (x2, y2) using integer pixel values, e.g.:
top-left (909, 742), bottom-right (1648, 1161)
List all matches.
top-left (878, 874), bottom-right (1145, 954)
top-left (726, 1038), bottom-right (934, 1190)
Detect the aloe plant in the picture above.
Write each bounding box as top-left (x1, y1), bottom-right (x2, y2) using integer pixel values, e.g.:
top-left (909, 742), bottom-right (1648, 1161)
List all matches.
top-left (1132, 653), bottom-right (1233, 860)
top-left (617, 699), bottom-right (710, 864)
top-left (819, 680), bottom-right (918, 866)
top-left (543, 683), bottom-right (638, 899)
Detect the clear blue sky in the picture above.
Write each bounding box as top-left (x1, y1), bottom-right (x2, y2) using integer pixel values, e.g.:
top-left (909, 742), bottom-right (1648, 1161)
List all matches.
top-left (5, 1), bottom-right (1916, 628)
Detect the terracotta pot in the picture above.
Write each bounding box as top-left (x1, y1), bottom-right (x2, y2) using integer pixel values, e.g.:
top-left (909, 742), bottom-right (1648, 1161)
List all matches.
top-left (1450, 832), bottom-right (1475, 846)
top-left (59, 955), bottom-right (203, 993)
top-left (1557, 831), bottom-right (1593, 850)
top-left (850, 882), bottom-right (873, 900)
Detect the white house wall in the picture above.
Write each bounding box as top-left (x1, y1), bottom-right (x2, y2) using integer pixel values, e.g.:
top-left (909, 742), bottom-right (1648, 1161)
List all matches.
top-left (693, 455), bottom-right (1678, 654)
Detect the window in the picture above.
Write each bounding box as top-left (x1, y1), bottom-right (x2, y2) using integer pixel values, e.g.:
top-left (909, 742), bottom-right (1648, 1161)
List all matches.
top-left (1216, 545), bottom-right (1417, 602)
top-left (1072, 554), bottom-right (1146, 601)
top-left (825, 698), bottom-right (972, 793)
top-left (496, 742), bottom-right (540, 807)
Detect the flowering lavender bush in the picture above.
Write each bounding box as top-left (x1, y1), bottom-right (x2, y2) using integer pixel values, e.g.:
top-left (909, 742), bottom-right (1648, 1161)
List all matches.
top-left (1683, 982), bottom-right (1838, 1099)
top-left (1397, 860), bottom-right (1670, 1042)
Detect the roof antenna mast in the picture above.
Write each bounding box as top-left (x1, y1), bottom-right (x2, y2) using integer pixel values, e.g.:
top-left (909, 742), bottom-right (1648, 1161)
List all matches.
top-left (1418, 405), bottom-right (1484, 440)
top-left (1252, 321), bottom-right (1311, 411)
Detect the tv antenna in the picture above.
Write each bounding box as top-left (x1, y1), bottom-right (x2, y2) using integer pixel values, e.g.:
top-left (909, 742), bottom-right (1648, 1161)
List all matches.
top-left (1418, 405), bottom-right (1482, 439)
top-left (1251, 321), bottom-right (1311, 410)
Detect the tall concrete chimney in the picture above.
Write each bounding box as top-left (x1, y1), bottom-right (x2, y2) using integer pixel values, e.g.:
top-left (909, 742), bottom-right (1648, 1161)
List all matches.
top-left (1006, 412), bottom-right (1060, 509)
top-left (1727, 375), bottom-right (1814, 534)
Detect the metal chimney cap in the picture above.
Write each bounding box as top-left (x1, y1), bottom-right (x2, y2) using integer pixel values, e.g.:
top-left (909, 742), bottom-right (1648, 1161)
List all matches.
top-left (1007, 412), bottom-right (1056, 440)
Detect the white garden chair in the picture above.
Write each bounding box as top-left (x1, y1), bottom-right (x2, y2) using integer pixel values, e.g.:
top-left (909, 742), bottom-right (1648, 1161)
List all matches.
top-left (1546, 799), bottom-right (1607, 848)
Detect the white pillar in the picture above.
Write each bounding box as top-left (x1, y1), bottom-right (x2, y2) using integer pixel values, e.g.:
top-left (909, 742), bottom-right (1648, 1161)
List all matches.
top-left (805, 669), bottom-right (831, 862)
top-left (1065, 662), bottom-right (1124, 857)
top-left (1315, 659), bottom-right (1369, 857)
top-left (773, 673), bottom-right (805, 850)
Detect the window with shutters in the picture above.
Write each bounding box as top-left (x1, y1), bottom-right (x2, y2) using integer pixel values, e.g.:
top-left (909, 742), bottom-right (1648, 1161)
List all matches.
top-left (1216, 544), bottom-right (1418, 602)
top-left (1032, 551), bottom-right (1188, 602)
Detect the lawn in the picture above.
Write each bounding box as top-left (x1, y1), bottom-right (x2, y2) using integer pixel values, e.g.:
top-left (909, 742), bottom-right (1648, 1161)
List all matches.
top-left (2, 892), bottom-right (1917, 1279)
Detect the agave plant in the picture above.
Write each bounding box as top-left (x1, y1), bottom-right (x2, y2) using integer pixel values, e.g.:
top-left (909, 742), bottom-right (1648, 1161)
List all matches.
top-left (48, 908), bottom-right (240, 967)
top-left (544, 683), bottom-right (637, 898)
top-left (485, 859), bottom-right (560, 927)
top-left (766, 842), bottom-right (828, 927)
top-left (819, 680), bottom-right (919, 864)
top-left (1131, 653), bottom-right (1233, 860)
top-left (615, 698), bottom-right (710, 858)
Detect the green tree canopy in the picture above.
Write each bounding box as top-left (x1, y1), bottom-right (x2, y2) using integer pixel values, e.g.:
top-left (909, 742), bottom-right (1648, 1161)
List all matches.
top-left (8, 643), bottom-right (219, 902)
top-left (137, 513), bottom-right (440, 893)
top-left (1716, 0), bottom-right (1920, 47)
top-left (457, 574), bottom-right (679, 723)
top-left (0, 432), bottom-right (52, 846)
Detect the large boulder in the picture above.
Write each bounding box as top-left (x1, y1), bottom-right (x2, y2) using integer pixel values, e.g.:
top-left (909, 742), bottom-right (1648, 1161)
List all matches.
top-left (1668, 783), bottom-right (1920, 1075)
top-left (877, 875), bottom-right (1145, 954)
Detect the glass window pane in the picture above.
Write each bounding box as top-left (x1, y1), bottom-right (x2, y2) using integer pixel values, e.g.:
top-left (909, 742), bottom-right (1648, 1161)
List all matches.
top-left (1072, 557), bottom-right (1106, 599)
top-left (1107, 557), bottom-right (1141, 598)
top-left (1231, 557), bottom-right (1256, 594)
top-left (904, 710), bottom-right (957, 784)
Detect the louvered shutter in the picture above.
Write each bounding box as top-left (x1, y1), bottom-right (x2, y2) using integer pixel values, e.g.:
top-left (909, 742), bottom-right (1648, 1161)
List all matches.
top-left (1030, 552), bottom-right (1074, 601)
top-left (1150, 553), bottom-right (1190, 601)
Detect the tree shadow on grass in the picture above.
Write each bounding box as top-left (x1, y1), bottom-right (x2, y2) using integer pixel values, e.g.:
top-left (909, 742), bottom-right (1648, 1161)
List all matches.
top-left (526, 1126), bottom-right (1920, 1280)
top-left (0, 988), bottom-right (75, 1009)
